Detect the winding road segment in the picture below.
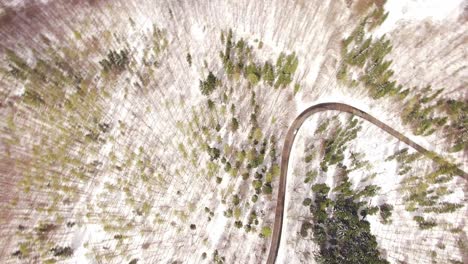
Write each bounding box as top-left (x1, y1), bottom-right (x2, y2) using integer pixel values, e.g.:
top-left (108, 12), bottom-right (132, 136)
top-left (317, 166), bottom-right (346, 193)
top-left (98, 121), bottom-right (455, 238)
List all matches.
top-left (266, 102), bottom-right (467, 264)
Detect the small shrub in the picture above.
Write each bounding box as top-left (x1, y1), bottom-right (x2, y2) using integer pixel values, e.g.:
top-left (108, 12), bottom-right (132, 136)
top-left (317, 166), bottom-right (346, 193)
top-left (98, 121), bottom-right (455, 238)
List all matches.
top-left (50, 246), bottom-right (73, 257)
top-left (200, 71), bottom-right (218, 95)
top-left (379, 203), bottom-right (393, 224)
top-left (186, 53), bottom-right (192, 66)
top-left (262, 183), bottom-right (273, 194)
top-left (251, 195), bottom-right (258, 203)
top-left (260, 226), bottom-right (272, 238)
top-left (413, 216), bottom-right (437, 230)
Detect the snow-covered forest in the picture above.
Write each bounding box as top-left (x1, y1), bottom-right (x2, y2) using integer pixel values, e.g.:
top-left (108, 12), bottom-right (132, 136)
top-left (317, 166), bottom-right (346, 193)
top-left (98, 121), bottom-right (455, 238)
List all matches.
top-left (0, 0), bottom-right (466, 263)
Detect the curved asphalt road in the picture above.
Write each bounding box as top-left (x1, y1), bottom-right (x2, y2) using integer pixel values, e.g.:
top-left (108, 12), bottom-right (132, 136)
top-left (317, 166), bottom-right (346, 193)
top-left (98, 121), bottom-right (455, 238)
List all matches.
top-left (266, 102), bottom-right (467, 264)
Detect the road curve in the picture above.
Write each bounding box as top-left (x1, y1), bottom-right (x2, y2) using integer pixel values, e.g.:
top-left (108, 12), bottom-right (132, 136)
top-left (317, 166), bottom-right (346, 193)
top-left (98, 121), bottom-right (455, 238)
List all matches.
top-left (266, 102), bottom-right (467, 264)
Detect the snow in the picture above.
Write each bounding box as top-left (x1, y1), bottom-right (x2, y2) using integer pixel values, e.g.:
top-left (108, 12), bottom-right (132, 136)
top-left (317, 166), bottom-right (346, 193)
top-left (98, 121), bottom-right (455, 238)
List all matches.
top-left (208, 202), bottom-right (229, 245)
top-left (0, 0), bottom-right (466, 263)
top-left (375, 0), bottom-right (466, 36)
top-left (71, 224), bottom-right (102, 264)
top-left (191, 23), bottom-right (206, 41)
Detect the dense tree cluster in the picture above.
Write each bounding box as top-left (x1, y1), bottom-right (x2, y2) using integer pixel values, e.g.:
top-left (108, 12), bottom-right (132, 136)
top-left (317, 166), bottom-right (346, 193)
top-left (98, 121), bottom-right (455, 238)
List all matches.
top-left (274, 52), bottom-right (299, 89)
top-left (99, 49), bottom-right (130, 73)
top-left (338, 4), bottom-right (467, 153)
top-left (304, 176), bottom-right (389, 264)
top-left (440, 99), bottom-right (468, 152)
top-left (387, 149), bottom-right (463, 227)
top-left (401, 87), bottom-right (447, 136)
top-left (385, 148), bottom-right (421, 175)
top-left (191, 36), bottom-right (284, 238)
top-left (320, 117), bottom-right (361, 172)
top-left (219, 29), bottom-right (299, 91)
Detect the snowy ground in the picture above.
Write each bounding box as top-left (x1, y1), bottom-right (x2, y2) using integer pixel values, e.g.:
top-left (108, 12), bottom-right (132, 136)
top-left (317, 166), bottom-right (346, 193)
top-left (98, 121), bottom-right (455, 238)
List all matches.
top-left (0, 0), bottom-right (466, 263)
